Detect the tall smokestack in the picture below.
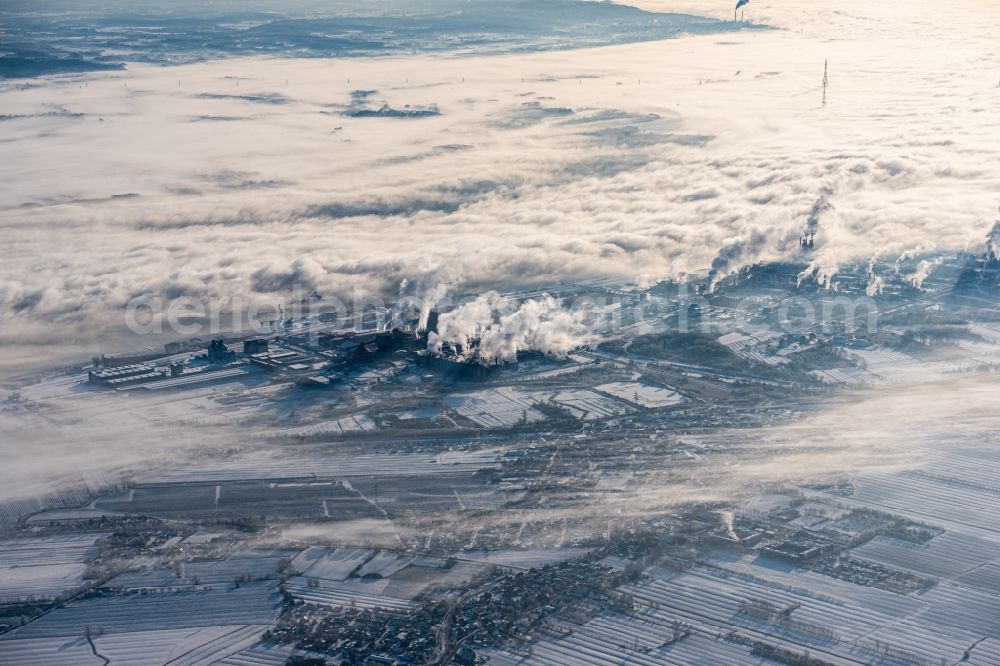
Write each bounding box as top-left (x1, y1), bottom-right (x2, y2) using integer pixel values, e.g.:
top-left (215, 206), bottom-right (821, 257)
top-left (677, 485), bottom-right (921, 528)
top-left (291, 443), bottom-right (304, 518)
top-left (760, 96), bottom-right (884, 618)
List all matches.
top-left (822, 60), bottom-right (829, 106)
top-left (735, 0), bottom-right (751, 22)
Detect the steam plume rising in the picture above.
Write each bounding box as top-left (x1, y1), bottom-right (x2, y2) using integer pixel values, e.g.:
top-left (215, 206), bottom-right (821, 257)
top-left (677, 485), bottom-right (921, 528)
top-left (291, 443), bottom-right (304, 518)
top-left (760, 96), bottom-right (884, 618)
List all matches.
top-left (714, 179), bottom-right (842, 295)
top-left (864, 256), bottom-right (884, 297)
top-left (986, 213), bottom-right (1000, 262)
top-left (428, 291), bottom-right (506, 357)
top-left (717, 510), bottom-right (737, 540)
top-left (391, 265), bottom-right (464, 332)
top-left (706, 229), bottom-right (769, 292)
top-left (905, 258), bottom-right (941, 289)
top-left (805, 182), bottom-right (836, 236)
top-left (736, 0), bottom-right (752, 11)
top-left (427, 292), bottom-right (595, 364)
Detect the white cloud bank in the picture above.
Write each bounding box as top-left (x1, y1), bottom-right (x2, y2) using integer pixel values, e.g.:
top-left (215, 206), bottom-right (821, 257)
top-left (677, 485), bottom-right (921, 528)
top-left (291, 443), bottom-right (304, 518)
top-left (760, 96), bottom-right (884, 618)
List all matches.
top-left (1, 0), bottom-right (999, 375)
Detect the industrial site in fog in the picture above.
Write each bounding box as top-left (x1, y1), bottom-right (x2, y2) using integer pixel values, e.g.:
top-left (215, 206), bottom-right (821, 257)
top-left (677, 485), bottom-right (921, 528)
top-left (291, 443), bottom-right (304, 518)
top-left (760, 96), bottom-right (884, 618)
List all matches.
top-left (1, 0), bottom-right (1000, 664)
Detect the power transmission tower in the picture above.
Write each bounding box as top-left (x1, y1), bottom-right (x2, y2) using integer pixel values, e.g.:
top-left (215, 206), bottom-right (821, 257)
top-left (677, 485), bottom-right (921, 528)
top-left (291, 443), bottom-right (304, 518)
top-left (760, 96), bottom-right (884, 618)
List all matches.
top-left (822, 60), bottom-right (829, 106)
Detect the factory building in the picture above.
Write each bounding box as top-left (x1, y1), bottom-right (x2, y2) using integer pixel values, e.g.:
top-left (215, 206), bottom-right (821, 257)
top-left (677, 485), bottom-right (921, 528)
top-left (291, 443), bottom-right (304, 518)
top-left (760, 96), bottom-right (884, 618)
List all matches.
top-left (88, 364), bottom-right (163, 387)
top-left (319, 330), bottom-right (401, 362)
top-left (93, 352), bottom-right (165, 368)
top-left (247, 348), bottom-right (316, 374)
top-left (243, 338), bottom-right (269, 355)
top-left (207, 339), bottom-right (236, 363)
top-left (419, 353), bottom-right (504, 381)
top-left (424, 309), bottom-right (440, 335)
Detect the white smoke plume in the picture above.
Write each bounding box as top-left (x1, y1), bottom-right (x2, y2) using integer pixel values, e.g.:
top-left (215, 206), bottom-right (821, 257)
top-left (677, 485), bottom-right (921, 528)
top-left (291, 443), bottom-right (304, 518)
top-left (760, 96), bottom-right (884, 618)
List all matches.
top-left (427, 291), bottom-right (508, 356)
top-left (986, 215), bottom-right (1000, 262)
top-left (905, 257), bottom-right (942, 289)
top-left (717, 510), bottom-right (737, 540)
top-left (893, 246), bottom-right (926, 274)
top-left (391, 264), bottom-right (465, 332)
top-left (706, 229), bottom-right (771, 292)
top-left (797, 252), bottom-right (839, 290)
top-left (804, 181), bottom-right (837, 236)
top-left (864, 256), bottom-right (884, 297)
top-left (708, 180), bottom-right (843, 293)
top-left (428, 292), bottom-right (596, 364)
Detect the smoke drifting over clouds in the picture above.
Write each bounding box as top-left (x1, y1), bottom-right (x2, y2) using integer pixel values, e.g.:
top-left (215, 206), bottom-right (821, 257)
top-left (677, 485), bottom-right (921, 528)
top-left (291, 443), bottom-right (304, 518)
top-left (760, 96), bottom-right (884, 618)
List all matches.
top-left (804, 182), bottom-right (836, 236)
top-left (707, 229), bottom-right (770, 292)
top-left (1, 0), bottom-right (1000, 375)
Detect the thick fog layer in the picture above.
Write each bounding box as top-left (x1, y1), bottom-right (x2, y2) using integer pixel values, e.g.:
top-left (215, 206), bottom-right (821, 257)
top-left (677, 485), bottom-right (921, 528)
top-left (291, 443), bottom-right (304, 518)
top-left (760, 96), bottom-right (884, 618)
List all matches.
top-left (1, 0), bottom-right (998, 377)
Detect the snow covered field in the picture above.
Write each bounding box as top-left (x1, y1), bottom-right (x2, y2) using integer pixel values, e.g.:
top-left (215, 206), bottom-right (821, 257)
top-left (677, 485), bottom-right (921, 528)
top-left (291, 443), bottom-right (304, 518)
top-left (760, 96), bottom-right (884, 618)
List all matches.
top-left (289, 546), bottom-right (374, 580)
top-left (133, 449), bottom-right (500, 484)
top-left (0, 534), bottom-right (102, 602)
top-left (2, 583), bottom-right (282, 640)
top-left (445, 387), bottom-right (549, 428)
top-left (595, 382), bottom-right (683, 409)
top-left (540, 389), bottom-right (635, 422)
top-left (0, 626), bottom-right (275, 666)
top-left (275, 414), bottom-right (376, 437)
top-left (107, 548), bottom-right (297, 591)
top-left (491, 425), bottom-right (1000, 664)
top-left (283, 576), bottom-right (420, 612)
